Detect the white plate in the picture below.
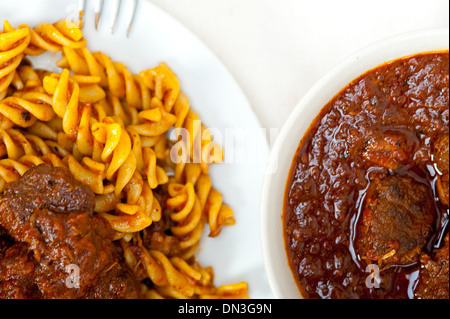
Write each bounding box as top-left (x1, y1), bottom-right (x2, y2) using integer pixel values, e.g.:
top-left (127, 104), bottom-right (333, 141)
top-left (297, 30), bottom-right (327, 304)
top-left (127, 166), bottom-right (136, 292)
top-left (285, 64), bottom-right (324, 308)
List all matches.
top-left (260, 28), bottom-right (449, 299)
top-left (1, 0), bottom-right (273, 299)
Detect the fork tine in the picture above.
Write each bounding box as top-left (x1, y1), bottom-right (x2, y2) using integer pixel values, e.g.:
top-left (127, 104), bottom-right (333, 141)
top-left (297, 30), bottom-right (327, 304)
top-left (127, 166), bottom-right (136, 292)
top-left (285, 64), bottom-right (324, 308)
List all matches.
top-left (78, 0), bottom-right (86, 28)
top-left (110, 0), bottom-right (122, 34)
top-left (126, 0), bottom-right (138, 37)
top-left (90, 0), bottom-right (138, 35)
top-left (94, 0), bottom-right (104, 30)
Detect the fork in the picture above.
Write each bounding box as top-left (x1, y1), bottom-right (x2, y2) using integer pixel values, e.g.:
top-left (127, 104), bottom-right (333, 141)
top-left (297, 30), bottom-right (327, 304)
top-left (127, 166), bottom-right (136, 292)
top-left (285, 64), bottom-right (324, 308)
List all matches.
top-left (78, 0), bottom-right (138, 37)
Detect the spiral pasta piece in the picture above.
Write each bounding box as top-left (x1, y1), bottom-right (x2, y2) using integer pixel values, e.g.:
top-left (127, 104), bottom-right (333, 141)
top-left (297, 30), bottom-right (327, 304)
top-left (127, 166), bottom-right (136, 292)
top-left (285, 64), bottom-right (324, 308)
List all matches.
top-left (140, 63), bottom-right (180, 112)
top-left (199, 282), bottom-right (250, 299)
top-left (172, 162), bottom-right (235, 238)
top-left (0, 21), bottom-right (30, 99)
top-left (22, 20), bottom-right (86, 56)
top-left (165, 182), bottom-right (204, 257)
top-left (0, 91), bottom-right (55, 129)
top-left (0, 127), bottom-right (53, 160)
top-left (133, 242), bottom-right (248, 299)
top-left (0, 157), bottom-right (33, 190)
top-left (0, 152), bottom-right (56, 192)
top-left (123, 239), bottom-right (204, 298)
top-left (58, 47), bottom-right (151, 110)
top-left (65, 155), bottom-right (111, 195)
top-left (11, 64), bottom-right (43, 92)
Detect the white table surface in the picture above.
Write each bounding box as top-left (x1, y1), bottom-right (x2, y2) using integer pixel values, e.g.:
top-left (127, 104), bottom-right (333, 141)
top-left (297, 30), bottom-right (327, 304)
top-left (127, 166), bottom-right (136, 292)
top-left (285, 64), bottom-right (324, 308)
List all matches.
top-left (148, 0), bottom-right (449, 137)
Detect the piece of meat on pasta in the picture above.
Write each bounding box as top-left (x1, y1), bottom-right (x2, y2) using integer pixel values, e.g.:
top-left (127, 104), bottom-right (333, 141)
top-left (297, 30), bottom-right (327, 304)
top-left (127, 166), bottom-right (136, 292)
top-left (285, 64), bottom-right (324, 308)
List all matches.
top-left (415, 234), bottom-right (449, 299)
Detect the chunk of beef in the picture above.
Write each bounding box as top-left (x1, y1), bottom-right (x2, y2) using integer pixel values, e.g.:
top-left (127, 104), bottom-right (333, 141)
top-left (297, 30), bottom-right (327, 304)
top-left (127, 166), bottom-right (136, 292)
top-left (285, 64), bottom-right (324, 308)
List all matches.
top-left (83, 260), bottom-right (143, 299)
top-left (434, 134), bottom-right (449, 206)
top-left (0, 227), bottom-right (13, 259)
top-left (0, 164), bottom-right (95, 243)
top-left (414, 233), bottom-right (449, 299)
top-left (362, 131), bottom-right (414, 170)
top-left (141, 220), bottom-right (181, 258)
top-left (355, 175), bottom-right (435, 267)
top-left (0, 243), bottom-right (38, 299)
top-left (0, 164), bottom-right (141, 298)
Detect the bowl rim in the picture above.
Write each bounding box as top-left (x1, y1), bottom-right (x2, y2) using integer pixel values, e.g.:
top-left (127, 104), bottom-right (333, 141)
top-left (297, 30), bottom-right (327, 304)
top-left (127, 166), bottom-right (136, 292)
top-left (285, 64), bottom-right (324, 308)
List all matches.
top-left (259, 27), bottom-right (450, 299)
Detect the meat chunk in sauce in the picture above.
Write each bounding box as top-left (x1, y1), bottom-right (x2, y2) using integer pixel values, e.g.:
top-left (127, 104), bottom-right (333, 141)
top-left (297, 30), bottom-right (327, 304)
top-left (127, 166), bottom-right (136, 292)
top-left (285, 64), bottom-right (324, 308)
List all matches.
top-left (0, 227), bottom-right (13, 260)
top-left (362, 131), bottom-right (414, 170)
top-left (0, 164), bottom-right (141, 299)
top-left (0, 243), bottom-right (37, 299)
top-left (414, 234), bottom-right (449, 299)
top-left (355, 175), bottom-right (435, 267)
top-left (434, 134), bottom-right (449, 206)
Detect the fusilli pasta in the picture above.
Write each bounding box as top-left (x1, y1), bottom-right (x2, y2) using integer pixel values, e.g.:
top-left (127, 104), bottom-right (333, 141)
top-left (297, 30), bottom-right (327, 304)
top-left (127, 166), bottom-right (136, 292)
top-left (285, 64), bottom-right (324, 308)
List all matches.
top-left (0, 19), bottom-right (247, 299)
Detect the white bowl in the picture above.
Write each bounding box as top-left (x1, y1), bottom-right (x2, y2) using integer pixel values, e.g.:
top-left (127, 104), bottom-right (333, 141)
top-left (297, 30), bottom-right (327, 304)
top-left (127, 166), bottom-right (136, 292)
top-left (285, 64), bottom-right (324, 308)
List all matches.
top-left (259, 28), bottom-right (450, 299)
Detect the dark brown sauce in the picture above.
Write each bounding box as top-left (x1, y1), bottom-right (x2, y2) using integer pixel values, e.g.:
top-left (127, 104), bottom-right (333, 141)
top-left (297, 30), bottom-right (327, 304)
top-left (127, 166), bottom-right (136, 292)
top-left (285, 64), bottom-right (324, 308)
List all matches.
top-left (284, 52), bottom-right (449, 299)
